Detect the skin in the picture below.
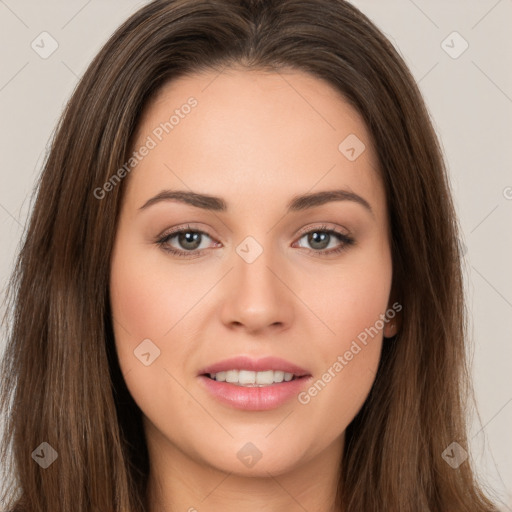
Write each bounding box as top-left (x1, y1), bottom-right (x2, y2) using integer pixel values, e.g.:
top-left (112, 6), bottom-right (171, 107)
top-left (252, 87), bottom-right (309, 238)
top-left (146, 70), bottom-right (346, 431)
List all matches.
top-left (109, 67), bottom-right (398, 512)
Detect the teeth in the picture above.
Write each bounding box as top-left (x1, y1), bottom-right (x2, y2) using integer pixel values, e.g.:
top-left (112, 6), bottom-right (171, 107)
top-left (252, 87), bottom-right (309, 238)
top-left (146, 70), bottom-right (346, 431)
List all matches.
top-left (209, 370), bottom-right (297, 386)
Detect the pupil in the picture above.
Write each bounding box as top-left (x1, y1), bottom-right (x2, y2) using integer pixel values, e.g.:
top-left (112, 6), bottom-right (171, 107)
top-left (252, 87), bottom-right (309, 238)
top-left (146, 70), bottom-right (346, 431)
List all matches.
top-left (309, 232), bottom-right (329, 250)
top-left (179, 232), bottom-right (201, 250)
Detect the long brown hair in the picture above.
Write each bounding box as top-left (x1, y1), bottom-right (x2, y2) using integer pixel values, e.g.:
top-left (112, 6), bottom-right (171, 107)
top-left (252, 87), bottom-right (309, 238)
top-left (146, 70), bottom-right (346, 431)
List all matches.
top-left (0, 0), bottom-right (499, 510)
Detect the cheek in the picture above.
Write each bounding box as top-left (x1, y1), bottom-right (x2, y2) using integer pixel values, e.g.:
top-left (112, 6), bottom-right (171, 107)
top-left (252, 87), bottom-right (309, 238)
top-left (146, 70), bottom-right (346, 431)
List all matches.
top-left (108, 238), bottom-right (183, 381)
top-left (109, 240), bottom-right (200, 346)
top-left (313, 250), bottom-right (392, 355)
top-left (295, 250), bottom-right (391, 427)
top-left (108, 243), bottom-right (198, 428)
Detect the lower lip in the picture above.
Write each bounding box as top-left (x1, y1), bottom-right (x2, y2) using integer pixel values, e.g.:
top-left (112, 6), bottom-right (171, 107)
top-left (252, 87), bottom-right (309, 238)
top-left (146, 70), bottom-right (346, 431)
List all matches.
top-left (198, 375), bottom-right (312, 411)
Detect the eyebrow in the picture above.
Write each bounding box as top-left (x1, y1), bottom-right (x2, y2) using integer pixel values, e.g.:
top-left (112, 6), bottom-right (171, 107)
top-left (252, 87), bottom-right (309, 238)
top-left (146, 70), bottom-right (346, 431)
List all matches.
top-left (139, 189), bottom-right (373, 216)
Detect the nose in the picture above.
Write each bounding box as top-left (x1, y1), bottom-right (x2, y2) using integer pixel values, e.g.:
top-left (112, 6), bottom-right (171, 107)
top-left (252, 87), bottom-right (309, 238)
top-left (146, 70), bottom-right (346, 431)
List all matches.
top-left (218, 241), bottom-right (295, 334)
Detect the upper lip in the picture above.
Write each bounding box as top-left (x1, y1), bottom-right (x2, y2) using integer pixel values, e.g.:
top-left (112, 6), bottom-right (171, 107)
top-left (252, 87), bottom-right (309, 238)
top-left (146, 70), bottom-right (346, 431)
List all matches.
top-left (198, 356), bottom-right (311, 377)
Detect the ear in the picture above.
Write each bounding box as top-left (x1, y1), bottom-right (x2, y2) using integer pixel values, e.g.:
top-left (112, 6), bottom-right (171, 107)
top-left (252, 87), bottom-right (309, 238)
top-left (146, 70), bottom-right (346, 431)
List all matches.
top-left (383, 285), bottom-right (402, 339)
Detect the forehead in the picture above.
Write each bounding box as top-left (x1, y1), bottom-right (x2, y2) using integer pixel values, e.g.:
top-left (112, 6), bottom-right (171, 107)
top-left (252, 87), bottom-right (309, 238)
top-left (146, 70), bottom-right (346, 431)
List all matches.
top-left (125, 67), bottom-right (385, 217)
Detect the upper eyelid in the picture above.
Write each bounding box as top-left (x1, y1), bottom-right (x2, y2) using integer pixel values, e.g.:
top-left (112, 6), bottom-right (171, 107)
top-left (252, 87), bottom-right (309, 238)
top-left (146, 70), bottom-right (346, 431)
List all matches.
top-left (295, 223), bottom-right (350, 238)
top-left (158, 224), bottom-right (212, 241)
top-left (159, 223), bottom-right (349, 241)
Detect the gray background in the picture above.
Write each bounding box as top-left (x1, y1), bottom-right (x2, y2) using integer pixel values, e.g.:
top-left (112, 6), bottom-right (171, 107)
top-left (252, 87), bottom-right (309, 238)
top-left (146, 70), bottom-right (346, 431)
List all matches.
top-left (0, 0), bottom-right (511, 509)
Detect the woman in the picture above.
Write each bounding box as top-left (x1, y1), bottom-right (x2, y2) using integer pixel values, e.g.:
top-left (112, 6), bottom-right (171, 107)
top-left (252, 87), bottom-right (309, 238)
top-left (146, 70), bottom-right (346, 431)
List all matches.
top-left (0, 0), bottom-right (500, 510)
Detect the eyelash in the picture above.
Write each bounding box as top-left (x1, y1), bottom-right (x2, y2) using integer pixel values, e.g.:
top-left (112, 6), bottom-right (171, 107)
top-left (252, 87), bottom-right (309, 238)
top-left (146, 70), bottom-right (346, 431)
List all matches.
top-left (155, 224), bottom-right (355, 259)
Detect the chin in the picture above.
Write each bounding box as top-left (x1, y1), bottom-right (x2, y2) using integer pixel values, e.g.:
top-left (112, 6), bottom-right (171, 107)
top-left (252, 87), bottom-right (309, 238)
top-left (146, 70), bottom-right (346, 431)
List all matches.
top-left (198, 436), bottom-right (311, 477)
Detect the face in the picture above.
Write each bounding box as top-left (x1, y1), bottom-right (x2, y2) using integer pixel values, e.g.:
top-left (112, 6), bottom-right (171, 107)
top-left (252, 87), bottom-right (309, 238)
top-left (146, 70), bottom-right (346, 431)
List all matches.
top-left (109, 67), bottom-right (394, 479)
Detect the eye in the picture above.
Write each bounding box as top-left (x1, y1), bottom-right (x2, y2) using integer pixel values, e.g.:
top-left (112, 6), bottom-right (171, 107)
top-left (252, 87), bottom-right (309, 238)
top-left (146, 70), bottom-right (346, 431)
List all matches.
top-left (293, 224), bottom-right (355, 256)
top-left (156, 225), bottom-right (219, 259)
top-left (156, 223), bottom-right (355, 259)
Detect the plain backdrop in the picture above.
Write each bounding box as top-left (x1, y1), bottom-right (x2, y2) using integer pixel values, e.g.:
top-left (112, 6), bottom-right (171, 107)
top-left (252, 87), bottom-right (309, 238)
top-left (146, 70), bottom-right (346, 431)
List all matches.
top-left (0, 0), bottom-right (511, 509)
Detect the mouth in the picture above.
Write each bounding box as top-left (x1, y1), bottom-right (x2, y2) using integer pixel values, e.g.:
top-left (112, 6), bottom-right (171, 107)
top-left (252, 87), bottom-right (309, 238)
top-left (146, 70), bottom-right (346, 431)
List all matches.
top-left (198, 355), bottom-right (310, 381)
top-left (202, 369), bottom-right (308, 387)
top-left (197, 356), bottom-right (312, 410)
top-left (198, 370), bottom-right (313, 411)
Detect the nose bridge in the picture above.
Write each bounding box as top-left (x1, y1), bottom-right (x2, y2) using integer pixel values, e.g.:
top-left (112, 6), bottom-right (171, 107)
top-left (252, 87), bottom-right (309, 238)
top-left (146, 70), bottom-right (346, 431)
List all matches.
top-left (233, 233), bottom-right (283, 299)
top-left (219, 232), bottom-right (293, 330)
